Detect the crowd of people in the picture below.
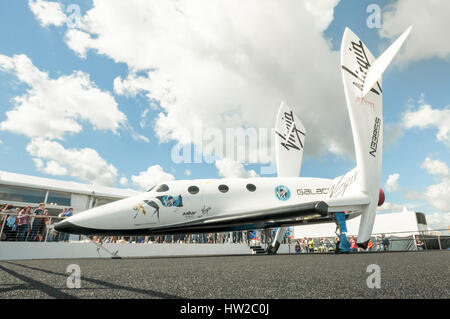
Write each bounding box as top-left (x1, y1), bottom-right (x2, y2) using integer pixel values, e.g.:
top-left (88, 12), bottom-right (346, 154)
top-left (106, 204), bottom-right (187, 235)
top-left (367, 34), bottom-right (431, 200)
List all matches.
top-left (0, 203), bottom-right (73, 242)
top-left (293, 234), bottom-right (393, 253)
top-left (1, 203), bottom-right (429, 251)
top-left (88, 230), bottom-right (274, 245)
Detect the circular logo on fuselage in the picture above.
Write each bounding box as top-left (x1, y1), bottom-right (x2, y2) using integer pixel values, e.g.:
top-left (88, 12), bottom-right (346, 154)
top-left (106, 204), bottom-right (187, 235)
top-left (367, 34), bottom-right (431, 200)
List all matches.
top-left (275, 185), bottom-right (291, 201)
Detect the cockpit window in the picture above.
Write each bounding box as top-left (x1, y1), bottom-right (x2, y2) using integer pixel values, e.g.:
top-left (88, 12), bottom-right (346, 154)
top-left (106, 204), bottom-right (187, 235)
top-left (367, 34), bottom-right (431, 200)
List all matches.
top-left (147, 185), bottom-right (156, 192)
top-left (188, 186), bottom-right (199, 194)
top-left (156, 184), bottom-right (169, 192)
top-left (218, 184), bottom-right (229, 193)
top-left (246, 184), bottom-right (256, 192)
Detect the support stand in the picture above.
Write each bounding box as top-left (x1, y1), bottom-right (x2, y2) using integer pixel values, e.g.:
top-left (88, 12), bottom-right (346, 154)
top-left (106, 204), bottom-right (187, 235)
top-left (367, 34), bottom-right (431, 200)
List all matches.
top-left (334, 212), bottom-right (351, 253)
top-left (90, 237), bottom-right (121, 259)
top-left (266, 227), bottom-right (287, 255)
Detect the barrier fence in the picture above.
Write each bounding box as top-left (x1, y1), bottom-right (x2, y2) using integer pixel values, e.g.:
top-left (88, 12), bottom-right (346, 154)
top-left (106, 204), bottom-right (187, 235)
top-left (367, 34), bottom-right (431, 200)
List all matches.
top-left (1, 211), bottom-right (448, 252)
top-left (0, 210), bottom-right (67, 242)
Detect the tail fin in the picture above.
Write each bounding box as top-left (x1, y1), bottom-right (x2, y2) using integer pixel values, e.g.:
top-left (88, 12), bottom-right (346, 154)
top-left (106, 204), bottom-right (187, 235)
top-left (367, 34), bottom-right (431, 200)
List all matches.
top-left (275, 102), bottom-right (306, 177)
top-left (363, 26), bottom-right (412, 96)
top-left (338, 27), bottom-right (411, 247)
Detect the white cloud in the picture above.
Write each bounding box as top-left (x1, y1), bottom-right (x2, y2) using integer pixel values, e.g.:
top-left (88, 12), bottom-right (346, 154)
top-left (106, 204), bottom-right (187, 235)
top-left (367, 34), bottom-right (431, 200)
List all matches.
top-left (51, 0), bottom-right (355, 162)
top-left (27, 138), bottom-right (118, 186)
top-left (421, 158), bottom-right (449, 178)
top-left (114, 72), bottom-right (153, 98)
top-left (423, 180), bottom-right (450, 212)
top-left (421, 158), bottom-right (450, 212)
top-left (32, 158), bottom-right (44, 168)
top-left (215, 159), bottom-right (259, 179)
top-left (424, 212), bottom-right (450, 232)
top-left (403, 104), bottom-right (450, 146)
top-left (28, 0), bottom-right (67, 27)
top-left (304, 0), bottom-right (340, 32)
top-left (184, 169), bottom-right (191, 177)
top-left (131, 165), bottom-right (174, 190)
top-left (0, 54), bottom-right (127, 140)
top-left (380, 0), bottom-right (450, 64)
top-left (42, 160), bottom-right (68, 176)
top-left (385, 173), bottom-right (400, 192)
top-left (119, 177), bottom-right (129, 186)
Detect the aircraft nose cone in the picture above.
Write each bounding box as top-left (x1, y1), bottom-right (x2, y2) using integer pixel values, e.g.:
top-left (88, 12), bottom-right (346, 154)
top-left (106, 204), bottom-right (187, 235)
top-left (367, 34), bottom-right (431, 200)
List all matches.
top-left (54, 219), bottom-right (82, 234)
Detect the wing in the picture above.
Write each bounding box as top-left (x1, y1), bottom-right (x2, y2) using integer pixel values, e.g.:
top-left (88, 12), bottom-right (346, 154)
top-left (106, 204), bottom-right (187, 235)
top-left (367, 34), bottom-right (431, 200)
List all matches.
top-left (145, 194), bottom-right (369, 235)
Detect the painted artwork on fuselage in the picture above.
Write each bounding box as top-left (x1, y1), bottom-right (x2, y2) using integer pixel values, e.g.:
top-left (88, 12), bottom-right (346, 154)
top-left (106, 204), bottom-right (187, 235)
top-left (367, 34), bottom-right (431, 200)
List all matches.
top-left (275, 185), bottom-right (291, 201)
top-left (156, 195), bottom-right (183, 208)
top-left (132, 199), bottom-right (161, 225)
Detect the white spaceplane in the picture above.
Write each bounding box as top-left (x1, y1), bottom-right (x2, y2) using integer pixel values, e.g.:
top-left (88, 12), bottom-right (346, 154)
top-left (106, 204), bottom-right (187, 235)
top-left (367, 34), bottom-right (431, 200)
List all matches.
top-left (55, 26), bottom-right (412, 253)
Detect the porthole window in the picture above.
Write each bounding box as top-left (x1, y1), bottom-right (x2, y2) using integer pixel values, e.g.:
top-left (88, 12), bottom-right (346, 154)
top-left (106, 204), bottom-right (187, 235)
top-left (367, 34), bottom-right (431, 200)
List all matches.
top-left (218, 184), bottom-right (229, 193)
top-left (246, 184), bottom-right (256, 192)
top-left (188, 186), bottom-right (199, 194)
top-left (156, 184), bottom-right (169, 192)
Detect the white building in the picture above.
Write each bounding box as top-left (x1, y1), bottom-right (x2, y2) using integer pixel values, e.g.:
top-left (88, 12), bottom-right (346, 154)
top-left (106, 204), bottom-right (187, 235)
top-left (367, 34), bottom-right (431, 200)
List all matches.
top-left (0, 170), bottom-right (139, 215)
top-left (293, 206), bottom-right (429, 239)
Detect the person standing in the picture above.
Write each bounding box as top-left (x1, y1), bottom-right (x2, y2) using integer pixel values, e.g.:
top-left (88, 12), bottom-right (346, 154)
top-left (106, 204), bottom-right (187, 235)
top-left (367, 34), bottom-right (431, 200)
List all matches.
top-left (382, 234), bottom-right (390, 252)
top-left (366, 239), bottom-right (373, 252)
top-left (350, 236), bottom-right (358, 253)
top-left (29, 203), bottom-right (45, 242)
top-left (295, 240), bottom-right (301, 253)
top-left (16, 206), bottom-right (32, 241)
top-left (308, 238), bottom-right (315, 253)
top-left (59, 208), bottom-right (73, 241)
top-left (1, 204), bottom-right (15, 241)
top-left (40, 209), bottom-right (50, 241)
top-left (299, 239), bottom-right (305, 253)
top-left (334, 236), bottom-right (341, 254)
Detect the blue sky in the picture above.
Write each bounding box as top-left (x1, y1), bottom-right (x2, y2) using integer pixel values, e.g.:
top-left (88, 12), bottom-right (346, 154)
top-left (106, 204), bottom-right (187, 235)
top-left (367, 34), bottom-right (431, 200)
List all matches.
top-left (0, 0), bottom-right (449, 230)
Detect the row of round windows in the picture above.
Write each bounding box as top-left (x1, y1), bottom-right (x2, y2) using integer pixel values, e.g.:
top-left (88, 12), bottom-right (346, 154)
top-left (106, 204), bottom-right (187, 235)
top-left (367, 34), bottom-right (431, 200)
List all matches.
top-left (151, 183), bottom-right (257, 194)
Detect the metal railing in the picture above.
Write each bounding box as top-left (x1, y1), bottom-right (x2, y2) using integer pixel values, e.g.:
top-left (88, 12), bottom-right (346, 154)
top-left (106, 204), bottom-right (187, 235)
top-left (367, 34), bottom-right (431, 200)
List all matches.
top-left (1, 210), bottom-right (448, 252)
top-left (0, 212), bottom-right (254, 244)
top-left (0, 211), bottom-right (67, 242)
top-left (291, 229), bottom-right (450, 253)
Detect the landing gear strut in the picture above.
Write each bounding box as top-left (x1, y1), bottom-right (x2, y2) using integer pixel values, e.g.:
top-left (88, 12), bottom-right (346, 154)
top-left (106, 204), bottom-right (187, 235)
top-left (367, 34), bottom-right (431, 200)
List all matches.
top-left (266, 227), bottom-right (287, 255)
top-left (334, 212), bottom-right (351, 253)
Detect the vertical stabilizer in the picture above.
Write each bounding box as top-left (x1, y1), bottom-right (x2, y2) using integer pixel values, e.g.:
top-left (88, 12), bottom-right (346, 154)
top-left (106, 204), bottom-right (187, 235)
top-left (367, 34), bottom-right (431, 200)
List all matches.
top-left (275, 102), bottom-right (306, 177)
top-left (340, 27), bottom-right (410, 247)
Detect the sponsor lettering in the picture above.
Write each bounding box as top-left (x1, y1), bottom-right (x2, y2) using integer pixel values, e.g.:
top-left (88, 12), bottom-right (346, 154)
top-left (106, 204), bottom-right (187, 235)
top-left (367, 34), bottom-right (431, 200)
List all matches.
top-left (182, 205), bottom-right (211, 219)
top-left (297, 188), bottom-right (329, 196)
top-left (275, 110), bottom-right (305, 151)
top-left (201, 205), bottom-right (211, 216)
top-left (342, 39), bottom-right (382, 96)
top-left (369, 117), bottom-right (381, 157)
top-left (328, 170), bottom-right (358, 199)
top-left (182, 211), bottom-right (197, 219)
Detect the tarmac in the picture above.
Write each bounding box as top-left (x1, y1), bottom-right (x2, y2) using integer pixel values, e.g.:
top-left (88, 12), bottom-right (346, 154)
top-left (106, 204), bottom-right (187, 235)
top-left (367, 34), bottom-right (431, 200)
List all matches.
top-left (0, 251), bottom-right (448, 299)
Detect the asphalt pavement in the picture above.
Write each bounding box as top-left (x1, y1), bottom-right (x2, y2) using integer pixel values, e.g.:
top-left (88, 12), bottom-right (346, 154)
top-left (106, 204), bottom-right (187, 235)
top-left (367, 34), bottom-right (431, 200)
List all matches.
top-left (0, 251), bottom-right (448, 299)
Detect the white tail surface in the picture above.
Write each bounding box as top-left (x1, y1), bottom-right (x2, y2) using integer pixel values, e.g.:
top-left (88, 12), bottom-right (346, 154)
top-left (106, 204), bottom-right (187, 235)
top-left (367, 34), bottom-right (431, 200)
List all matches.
top-left (362, 26), bottom-right (412, 96)
top-left (336, 27), bottom-right (410, 247)
top-left (275, 102), bottom-right (306, 177)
